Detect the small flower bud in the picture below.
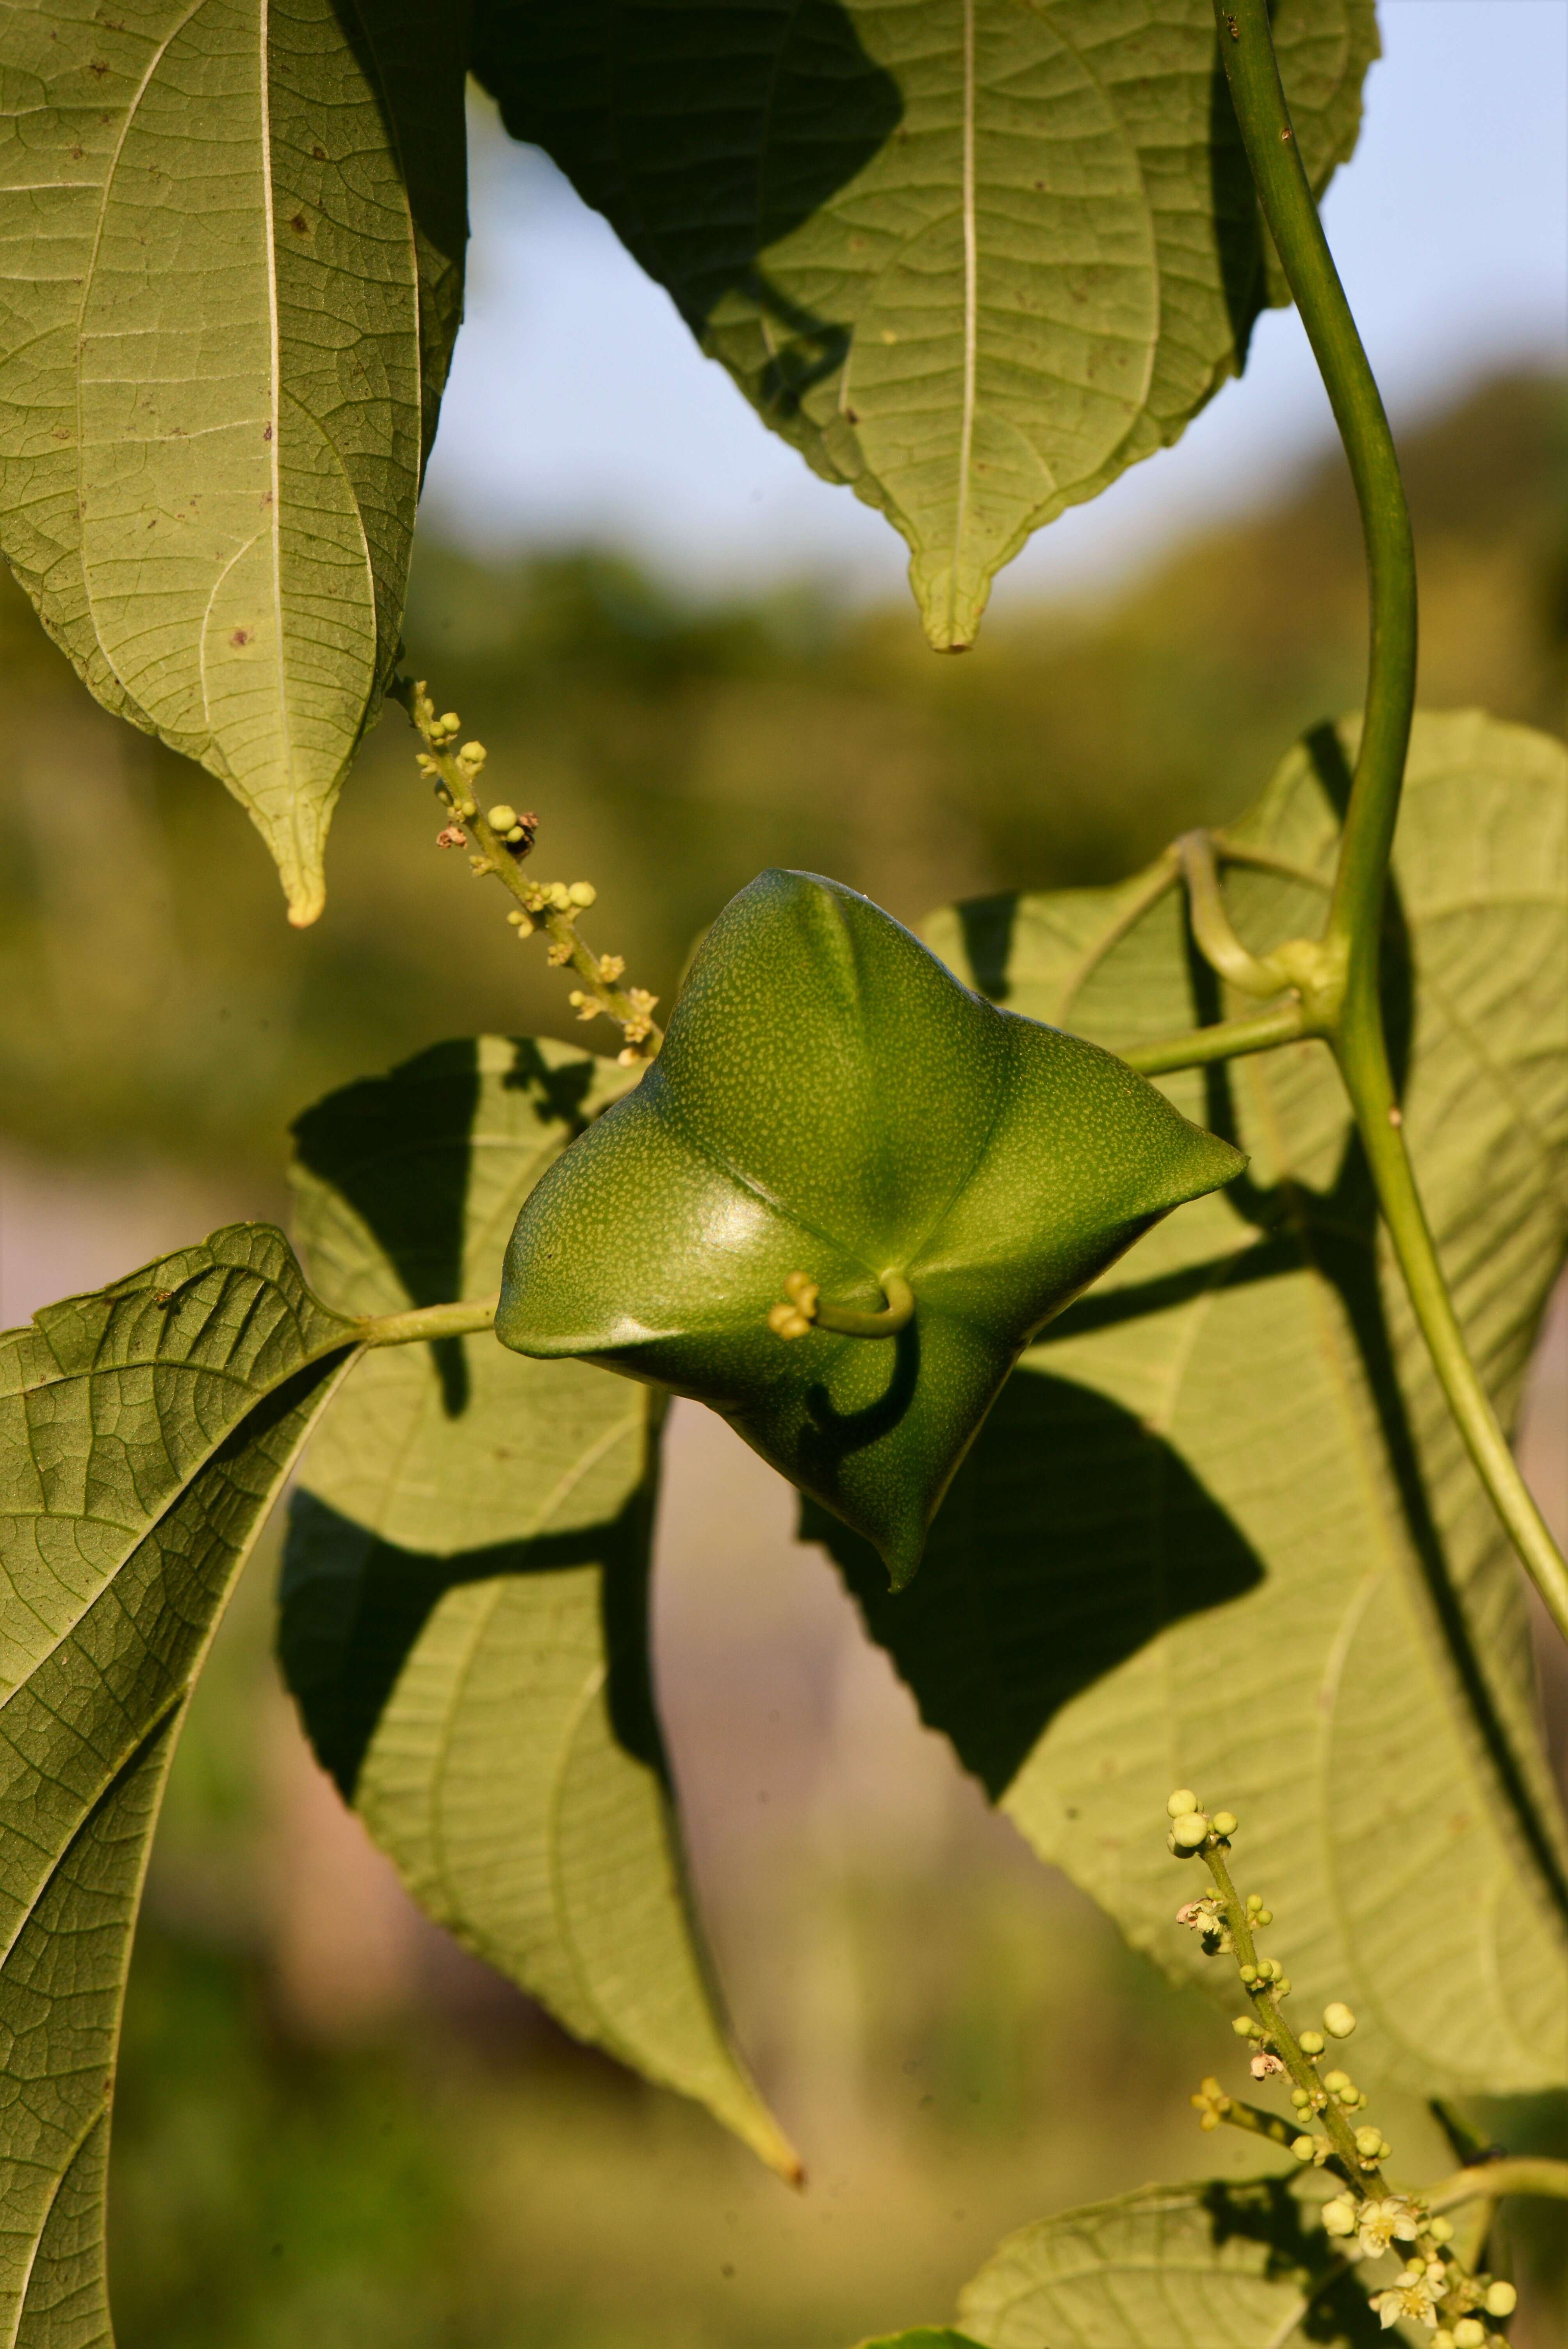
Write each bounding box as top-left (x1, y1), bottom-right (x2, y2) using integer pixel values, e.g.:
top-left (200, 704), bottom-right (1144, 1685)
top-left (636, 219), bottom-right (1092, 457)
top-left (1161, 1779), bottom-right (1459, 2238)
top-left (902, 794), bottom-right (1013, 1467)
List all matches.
top-left (1232, 2016), bottom-right (1254, 2038)
top-left (487, 804), bottom-right (518, 832)
top-left (460, 741), bottom-right (486, 766)
top-left (1167, 1790), bottom-right (1199, 1818)
top-left (1254, 1907), bottom-right (1273, 1925)
top-left (513, 914), bottom-right (535, 936)
top-left (1427, 2217), bottom-right (1454, 2245)
top-left (1323, 2003), bottom-right (1356, 2039)
top-left (1239, 1963), bottom-right (1258, 1984)
top-left (1323, 2071), bottom-right (1350, 2094)
top-left (568, 881), bottom-right (597, 907)
top-left (439, 711), bottom-right (460, 732)
top-left (1354, 2126), bottom-right (1383, 2158)
top-left (1298, 2031), bottom-right (1324, 2056)
top-left (1320, 2198), bottom-right (1356, 2237)
top-left (1483, 2282), bottom-right (1516, 2318)
top-left (1290, 2087), bottom-right (1311, 2109)
top-left (1290, 2135), bottom-right (1315, 2161)
top-left (1170, 1811), bottom-right (1209, 1850)
top-left (1452, 2324), bottom-right (1486, 2349)
top-left (1211, 1811), bottom-right (1237, 1836)
top-left (1431, 2334), bottom-right (1456, 2349)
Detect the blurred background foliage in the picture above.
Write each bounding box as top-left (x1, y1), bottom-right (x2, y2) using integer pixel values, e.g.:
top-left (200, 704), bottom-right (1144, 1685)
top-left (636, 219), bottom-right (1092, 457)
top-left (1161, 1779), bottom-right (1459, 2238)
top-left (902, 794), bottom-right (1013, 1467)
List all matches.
top-left (1, 367), bottom-right (1565, 2348)
top-left (0, 369), bottom-right (1562, 1186)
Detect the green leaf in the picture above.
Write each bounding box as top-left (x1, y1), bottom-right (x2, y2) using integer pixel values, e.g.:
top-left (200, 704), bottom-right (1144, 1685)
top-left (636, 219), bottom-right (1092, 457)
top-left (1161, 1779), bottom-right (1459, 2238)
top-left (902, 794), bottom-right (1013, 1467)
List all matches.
top-left (497, 870), bottom-right (1242, 1588)
top-left (954, 2179), bottom-right (1381, 2347)
top-left (474, 0), bottom-right (1375, 648)
top-left (282, 1036), bottom-right (801, 2179)
top-left (0, 0), bottom-right (468, 923)
top-left (0, 1226), bottom-right (358, 2340)
top-left (811, 711), bottom-right (1568, 2096)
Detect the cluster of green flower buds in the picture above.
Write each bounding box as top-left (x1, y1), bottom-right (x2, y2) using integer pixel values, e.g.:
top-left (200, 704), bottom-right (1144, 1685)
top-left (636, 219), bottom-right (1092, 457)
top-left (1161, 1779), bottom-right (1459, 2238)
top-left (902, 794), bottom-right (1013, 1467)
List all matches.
top-left (1165, 1790), bottom-right (1237, 1854)
top-left (506, 878), bottom-right (598, 936)
top-left (1318, 2190), bottom-right (1516, 2343)
top-left (1165, 1796), bottom-right (1518, 2344)
top-left (483, 798), bottom-right (536, 854)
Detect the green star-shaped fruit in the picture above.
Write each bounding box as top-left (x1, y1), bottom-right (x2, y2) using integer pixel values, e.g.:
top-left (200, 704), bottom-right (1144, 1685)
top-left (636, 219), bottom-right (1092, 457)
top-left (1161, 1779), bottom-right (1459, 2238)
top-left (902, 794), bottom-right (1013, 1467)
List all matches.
top-left (498, 872), bottom-right (1244, 1586)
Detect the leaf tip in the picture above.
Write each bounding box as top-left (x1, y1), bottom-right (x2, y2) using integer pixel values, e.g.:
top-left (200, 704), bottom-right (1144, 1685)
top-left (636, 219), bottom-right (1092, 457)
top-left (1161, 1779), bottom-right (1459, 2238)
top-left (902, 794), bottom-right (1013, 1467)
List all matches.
top-left (732, 2100), bottom-right (805, 2186)
top-left (283, 863), bottom-right (327, 927)
top-left (911, 558), bottom-right (988, 654)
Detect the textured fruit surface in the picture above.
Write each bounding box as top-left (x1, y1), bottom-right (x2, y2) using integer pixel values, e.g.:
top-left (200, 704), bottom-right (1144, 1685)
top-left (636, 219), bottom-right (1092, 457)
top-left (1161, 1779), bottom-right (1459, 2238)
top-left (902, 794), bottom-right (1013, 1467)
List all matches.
top-left (498, 872), bottom-right (1243, 1583)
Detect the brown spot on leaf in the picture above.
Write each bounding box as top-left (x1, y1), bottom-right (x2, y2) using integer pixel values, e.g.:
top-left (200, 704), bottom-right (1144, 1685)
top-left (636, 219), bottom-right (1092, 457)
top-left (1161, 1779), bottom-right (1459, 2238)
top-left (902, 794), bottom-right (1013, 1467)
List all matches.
top-left (312, 144), bottom-right (326, 160)
top-left (290, 211), bottom-right (308, 234)
top-left (262, 423), bottom-right (273, 441)
top-left (230, 627), bottom-right (251, 647)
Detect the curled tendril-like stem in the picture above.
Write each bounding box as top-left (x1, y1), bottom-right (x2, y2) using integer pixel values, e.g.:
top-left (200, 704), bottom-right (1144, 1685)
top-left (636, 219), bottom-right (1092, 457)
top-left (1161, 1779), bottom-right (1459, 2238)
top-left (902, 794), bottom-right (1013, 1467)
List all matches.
top-left (768, 1270), bottom-right (916, 1341)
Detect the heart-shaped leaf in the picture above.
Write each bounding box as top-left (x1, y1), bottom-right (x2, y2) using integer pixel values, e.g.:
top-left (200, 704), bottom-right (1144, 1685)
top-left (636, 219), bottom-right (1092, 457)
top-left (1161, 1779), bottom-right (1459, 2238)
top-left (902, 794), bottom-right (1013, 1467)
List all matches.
top-left (811, 711), bottom-right (1568, 2096)
top-left (0, 1227), bottom-right (359, 2342)
top-left (0, 0), bottom-right (469, 921)
top-left (474, 0), bottom-right (1375, 646)
top-left (953, 2179), bottom-right (1380, 2347)
top-left (498, 871), bottom-right (1242, 1586)
top-left (283, 1036), bottom-right (799, 2178)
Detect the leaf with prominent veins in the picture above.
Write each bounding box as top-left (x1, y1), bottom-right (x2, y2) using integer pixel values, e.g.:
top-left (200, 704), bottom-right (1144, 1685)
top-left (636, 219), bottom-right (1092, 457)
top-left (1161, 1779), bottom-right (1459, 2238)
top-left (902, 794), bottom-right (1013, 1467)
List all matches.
top-left (953, 2180), bottom-right (1382, 2348)
top-left (283, 1037), bottom-right (800, 2177)
top-left (0, 1224), bottom-right (360, 2341)
top-left (475, 0), bottom-right (1375, 647)
top-left (0, 0), bottom-right (467, 921)
top-left (811, 712), bottom-right (1568, 2097)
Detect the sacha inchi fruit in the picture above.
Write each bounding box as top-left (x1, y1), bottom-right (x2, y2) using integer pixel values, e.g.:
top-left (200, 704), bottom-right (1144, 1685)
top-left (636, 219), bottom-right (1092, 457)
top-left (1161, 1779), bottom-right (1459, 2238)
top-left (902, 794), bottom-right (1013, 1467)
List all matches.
top-left (497, 870), bottom-right (1244, 1586)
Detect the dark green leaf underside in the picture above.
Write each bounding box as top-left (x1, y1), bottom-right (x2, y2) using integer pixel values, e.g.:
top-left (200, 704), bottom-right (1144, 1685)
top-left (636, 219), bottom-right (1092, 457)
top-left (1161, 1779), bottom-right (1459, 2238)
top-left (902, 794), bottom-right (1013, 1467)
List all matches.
top-left (0, 1225), bottom-right (357, 2342)
top-left (0, 0), bottom-right (468, 920)
top-left (478, 0), bottom-right (1376, 646)
top-left (284, 1035), bottom-right (798, 2177)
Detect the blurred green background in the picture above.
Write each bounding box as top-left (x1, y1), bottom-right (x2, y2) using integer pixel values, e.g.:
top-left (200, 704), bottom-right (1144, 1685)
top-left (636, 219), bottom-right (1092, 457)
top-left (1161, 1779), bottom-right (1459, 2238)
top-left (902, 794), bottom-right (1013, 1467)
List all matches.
top-left (0, 368), bottom-right (1565, 2348)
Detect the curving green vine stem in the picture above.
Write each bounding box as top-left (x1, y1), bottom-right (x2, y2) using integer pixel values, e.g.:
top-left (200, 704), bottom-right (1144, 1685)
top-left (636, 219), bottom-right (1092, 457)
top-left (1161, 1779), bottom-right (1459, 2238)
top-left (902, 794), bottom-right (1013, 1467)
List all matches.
top-left (1130, 0), bottom-right (1568, 1643)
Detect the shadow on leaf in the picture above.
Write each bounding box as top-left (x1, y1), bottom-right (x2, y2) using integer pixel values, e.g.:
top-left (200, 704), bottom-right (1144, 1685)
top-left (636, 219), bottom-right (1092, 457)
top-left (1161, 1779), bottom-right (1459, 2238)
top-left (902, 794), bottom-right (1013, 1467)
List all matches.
top-left (471, 0), bottom-right (902, 366)
top-left (1197, 2180), bottom-right (1383, 2343)
top-left (804, 1370), bottom-right (1264, 1799)
top-left (279, 1488), bottom-right (662, 1803)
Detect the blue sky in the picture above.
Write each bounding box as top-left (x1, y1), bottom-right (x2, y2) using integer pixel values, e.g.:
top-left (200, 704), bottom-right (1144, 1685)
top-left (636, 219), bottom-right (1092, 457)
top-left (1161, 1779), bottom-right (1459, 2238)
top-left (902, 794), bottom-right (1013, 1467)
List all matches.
top-left (421, 2), bottom-right (1568, 605)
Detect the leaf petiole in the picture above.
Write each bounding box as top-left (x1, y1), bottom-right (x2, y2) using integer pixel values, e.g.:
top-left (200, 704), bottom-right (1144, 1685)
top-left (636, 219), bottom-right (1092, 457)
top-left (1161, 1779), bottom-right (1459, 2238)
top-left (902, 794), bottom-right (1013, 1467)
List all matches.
top-left (355, 1297), bottom-right (498, 1349)
top-left (1120, 999), bottom-right (1309, 1076)
top-left (1427, 2158), bottom-right (1568, 2214)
